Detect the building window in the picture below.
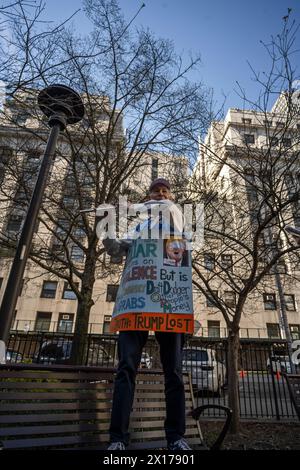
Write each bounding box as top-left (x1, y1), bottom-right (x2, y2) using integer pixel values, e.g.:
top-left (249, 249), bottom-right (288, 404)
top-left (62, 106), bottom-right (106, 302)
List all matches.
top-left (284, 294), bottom-right (296, 311)
top-left (57, 313), bottom-right (74, 333)
top-left (41, 281), bottom-right (58, 299)
top-left (244, 134), bottom-right (255, 144)
top-left (207, 320), bottom-right (220, 338)
top-left (26, 152), bottom-right (41, 177)
top-left (51, 242), bottom-right (64, 257)
top-left (73, 226), bottom-right (86, 238)
top-left (6, 215), bottom-right (23, 233)
top-left (204, 253), bottom-right (215, 271)
top-left (246, 186), bottom-right (258, 204)
top-left (224, 291), bottom-right (236, 308)
top-left (0, 147), bottom-right (12, 185)
top-left (151, 158), bottom-right (158, 181)
top-left (263, 120), bottom-right (272, 127)
top-left (0, 277), bottom-right (3, 290)
top-left (266, 323), bottom-right (281, 339)
top-left (270, 257), bottom-right (286, 274)
top-left (62, 195), bottom-right (77, 209)
top-left (276, 258), bottom-right (286, 274)
top-left (206, 290), bottom-right (218, 308)
top-left (56, 219), bottom-right (70, 237)
top-left (263, 293), bottom-right (277, 310)
top-left (0, 146), bottom-right (12, 161)
top-left (221, 254), bottom-right (233, 271)
top-left (62, 282), bottom-right (78, 300)
top-left (242, 118), bottom-right (252, 125)
top-left (71, 245), bottom-right (84, 262)
top-left (35, 312), bottom-right (52, 332)
top-left (106, 284), bottom-right (119, 302)
top-left (269, 136), bottom-right (279, 147)
top-left (103, 315), bottom-right (112, 334)
top-left (290, 324), bottom-right (300, 340)
top-left (17, 111), bottom-right (31, 125)
top-left (282, 138), bottom-right (292, 148)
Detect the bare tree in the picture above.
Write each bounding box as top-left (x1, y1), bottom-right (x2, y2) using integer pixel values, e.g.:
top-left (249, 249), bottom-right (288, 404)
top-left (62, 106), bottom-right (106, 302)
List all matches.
top-left (189, 12), bottom-right (300, 432)
top-left (0, 0), bottom-right (212, 362)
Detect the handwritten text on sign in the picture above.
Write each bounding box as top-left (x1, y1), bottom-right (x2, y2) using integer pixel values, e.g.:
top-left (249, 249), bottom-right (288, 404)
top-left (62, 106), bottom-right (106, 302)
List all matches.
top-left (110, 238), bottom-right (194, 333)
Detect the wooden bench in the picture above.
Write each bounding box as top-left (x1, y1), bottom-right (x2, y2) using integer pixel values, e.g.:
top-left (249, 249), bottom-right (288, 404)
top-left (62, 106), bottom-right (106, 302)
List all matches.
top-left (283, 373), bottom-right (300, 421)
top-left (0, 363), bottom-right (232, 450)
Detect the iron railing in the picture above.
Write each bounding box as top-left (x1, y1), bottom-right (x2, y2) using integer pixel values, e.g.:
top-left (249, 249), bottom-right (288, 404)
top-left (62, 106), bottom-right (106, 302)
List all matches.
top-left (6, 331), bottom-right (300, 421)
top-left (10, 319), bottom-right (300, 340)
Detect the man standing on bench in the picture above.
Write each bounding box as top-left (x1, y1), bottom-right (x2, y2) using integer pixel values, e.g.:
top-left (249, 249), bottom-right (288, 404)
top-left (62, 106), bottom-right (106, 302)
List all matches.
top-left (102, 178), bottom-right (194, 451)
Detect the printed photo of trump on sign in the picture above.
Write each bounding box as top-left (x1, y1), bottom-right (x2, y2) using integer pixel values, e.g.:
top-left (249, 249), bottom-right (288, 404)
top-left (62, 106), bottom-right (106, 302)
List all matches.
top-left (163, 238), bottom-right (190, 267)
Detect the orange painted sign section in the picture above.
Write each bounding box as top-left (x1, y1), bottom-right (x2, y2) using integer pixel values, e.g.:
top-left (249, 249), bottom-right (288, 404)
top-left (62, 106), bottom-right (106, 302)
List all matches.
top-left (110, 312), bottom-right (194, 333)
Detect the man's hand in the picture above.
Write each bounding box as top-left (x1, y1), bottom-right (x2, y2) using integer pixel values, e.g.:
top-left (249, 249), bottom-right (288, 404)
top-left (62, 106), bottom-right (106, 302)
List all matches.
top-left (102, 238), bottom-right (132, 256)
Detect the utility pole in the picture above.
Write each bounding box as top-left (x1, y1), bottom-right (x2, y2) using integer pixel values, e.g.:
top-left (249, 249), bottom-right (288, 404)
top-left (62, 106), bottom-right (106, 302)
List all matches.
top-left (267, 224), bottom-right (296, 373)
top-left (274, 266), bottom-right (295, 369)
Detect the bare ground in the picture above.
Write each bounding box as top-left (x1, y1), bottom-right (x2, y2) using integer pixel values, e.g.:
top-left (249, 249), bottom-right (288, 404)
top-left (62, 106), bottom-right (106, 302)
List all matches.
top-left (202, 420), bottom-right (300, 450)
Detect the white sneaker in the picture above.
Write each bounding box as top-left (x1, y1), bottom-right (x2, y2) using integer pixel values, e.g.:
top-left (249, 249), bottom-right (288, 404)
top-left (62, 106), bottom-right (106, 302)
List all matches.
top-left (107, 441), bottom-right (126, 450)
top-left (168, 438), bottom-right (192, 451)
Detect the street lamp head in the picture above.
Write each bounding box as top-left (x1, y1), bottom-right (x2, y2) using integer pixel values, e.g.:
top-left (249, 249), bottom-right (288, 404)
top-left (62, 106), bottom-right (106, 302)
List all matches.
top-left (38, 84), bottom-right (85, 128)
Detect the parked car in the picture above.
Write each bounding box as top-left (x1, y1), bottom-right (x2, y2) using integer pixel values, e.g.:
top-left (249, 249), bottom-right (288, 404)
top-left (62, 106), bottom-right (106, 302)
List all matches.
top-left (139, 352), bottom-right (153, 369)
top-left (6, 349), bottom-right (23, 363)
top-left (33, 338), bottom-right (115, 366)
top-left (267, 355), bottom-right (292, 373)
top-left (182, 348), bottom-right (226, 396)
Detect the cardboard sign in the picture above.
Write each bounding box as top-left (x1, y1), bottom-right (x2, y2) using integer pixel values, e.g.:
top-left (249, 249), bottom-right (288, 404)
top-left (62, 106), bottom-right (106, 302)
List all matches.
top-left (110, 238), bottom-right (194, 333)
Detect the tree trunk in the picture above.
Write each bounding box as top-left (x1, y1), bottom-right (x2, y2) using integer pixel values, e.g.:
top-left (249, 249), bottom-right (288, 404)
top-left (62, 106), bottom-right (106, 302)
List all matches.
top-left (70, 252), bottom-right (97, 365)
top-left (227, 329), bottom-right (240, 433)
top-left (70, 290), bottom-right (94, 365)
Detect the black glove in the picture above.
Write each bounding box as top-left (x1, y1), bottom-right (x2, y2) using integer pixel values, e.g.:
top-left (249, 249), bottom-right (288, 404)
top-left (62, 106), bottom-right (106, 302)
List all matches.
top-left (102, 238), bottom-right (132, 256)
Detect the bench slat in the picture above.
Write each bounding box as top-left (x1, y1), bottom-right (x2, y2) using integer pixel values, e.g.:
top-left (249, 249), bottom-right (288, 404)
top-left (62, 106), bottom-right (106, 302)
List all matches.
top-left (1, 389), bottom-right (189, 403)
top-left (0, 391), bottom-right (113, 400)
top-left (0, 366), bottom-right (207, 450)
top-left (0, 401), bottom-right (112, 412)
top-left (0, 399), bottom-right (193, 414)
top-left (0, 422), bottom-right (110, 437)
top-left (0, 371), bottom-right (115, 380)
top-left (1, 418), bottom-right (199, 437)
top-left (1, 433), bottom-right (109, 449)
top-left (0, 412), bottom-right (112, 423)
top-left (0, 382), bottom-right (113, 390)
top-left (0, 409), bottom-right (197, 424)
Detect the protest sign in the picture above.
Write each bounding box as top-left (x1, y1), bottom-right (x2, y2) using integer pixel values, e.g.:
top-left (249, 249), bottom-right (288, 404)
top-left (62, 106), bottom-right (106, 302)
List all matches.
top-left (110, 238), bottom-right (194, 333)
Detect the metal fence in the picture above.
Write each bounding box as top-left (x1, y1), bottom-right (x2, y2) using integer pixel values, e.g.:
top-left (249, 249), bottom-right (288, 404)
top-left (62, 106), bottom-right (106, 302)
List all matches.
top-left (11, 319), bottom-right (299, 340)
top-left (6, 331), bottom-right (299, 421)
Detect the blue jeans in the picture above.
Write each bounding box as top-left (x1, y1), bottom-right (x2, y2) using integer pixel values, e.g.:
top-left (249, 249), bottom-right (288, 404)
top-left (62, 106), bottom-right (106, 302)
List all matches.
top-left (109, 330), bottom-right (186, 446)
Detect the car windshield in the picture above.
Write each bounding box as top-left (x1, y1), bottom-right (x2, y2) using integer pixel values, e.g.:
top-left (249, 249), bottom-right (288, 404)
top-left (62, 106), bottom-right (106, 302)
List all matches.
top-left (182, 350), bottom-right (209, 362)
top-left (88, 346), bottom-right (108, 360)
top-left (41, 344), bottom-right (64, 357)
top-left (7, 351), bottom-right (19, 359)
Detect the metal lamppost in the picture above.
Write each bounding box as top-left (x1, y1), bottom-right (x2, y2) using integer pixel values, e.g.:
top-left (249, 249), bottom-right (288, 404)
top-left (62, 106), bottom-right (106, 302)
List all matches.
top-left (0, 84), bottom-right (84, 363)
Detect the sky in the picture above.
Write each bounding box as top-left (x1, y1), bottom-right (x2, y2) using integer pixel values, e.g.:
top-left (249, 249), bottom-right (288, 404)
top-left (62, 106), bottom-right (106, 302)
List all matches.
top-left (40, 0), bottom-right (300, 112)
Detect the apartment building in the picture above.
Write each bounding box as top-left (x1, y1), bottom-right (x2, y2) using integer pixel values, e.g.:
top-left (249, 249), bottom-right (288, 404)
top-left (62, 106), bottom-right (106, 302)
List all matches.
top-left (191, 90), bottom-right (300, 340)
